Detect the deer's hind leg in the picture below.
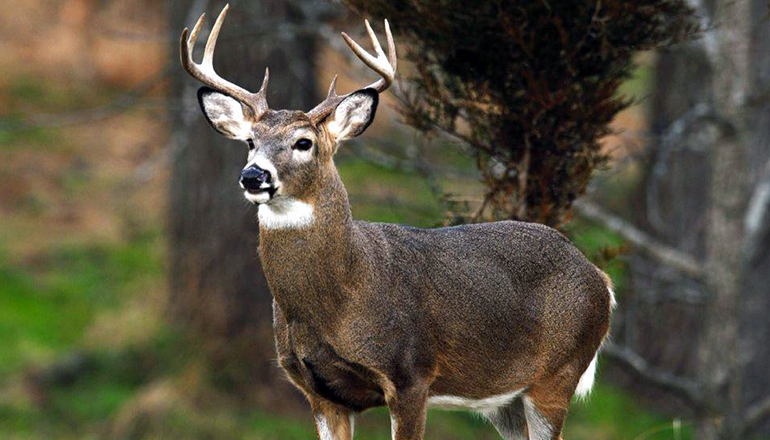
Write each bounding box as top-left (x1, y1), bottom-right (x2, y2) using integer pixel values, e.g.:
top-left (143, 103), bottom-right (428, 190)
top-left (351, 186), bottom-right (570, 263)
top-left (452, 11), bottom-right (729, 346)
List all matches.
top-left (483, 398), bottom-right (528, 440)
top-left (520, 362), bottom-right (587, 440)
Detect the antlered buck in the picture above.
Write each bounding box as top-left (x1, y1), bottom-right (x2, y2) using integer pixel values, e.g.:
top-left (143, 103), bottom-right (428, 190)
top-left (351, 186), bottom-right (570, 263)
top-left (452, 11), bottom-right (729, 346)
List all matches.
top-left (180, 5), bottom-right (613, 440)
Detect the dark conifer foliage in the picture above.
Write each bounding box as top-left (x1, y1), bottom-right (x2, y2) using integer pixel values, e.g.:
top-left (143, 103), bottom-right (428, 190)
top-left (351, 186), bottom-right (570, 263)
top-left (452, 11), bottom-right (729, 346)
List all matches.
top-left (344, 0), bottom-right (700, 227)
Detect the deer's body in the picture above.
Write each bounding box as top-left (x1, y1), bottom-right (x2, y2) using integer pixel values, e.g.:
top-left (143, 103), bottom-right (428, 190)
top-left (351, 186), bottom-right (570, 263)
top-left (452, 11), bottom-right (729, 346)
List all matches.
top-left (266, 165), bottom-right (611, 417)
top-left (181, 6), bottom-right (613, 439)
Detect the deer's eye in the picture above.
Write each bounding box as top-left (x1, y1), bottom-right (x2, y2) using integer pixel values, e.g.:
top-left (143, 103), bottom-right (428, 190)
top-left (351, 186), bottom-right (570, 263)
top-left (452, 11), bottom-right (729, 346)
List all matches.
top-left (247, 139), bottom-right (255, 150)
top-left (293, 138), bottom-right (313, 151)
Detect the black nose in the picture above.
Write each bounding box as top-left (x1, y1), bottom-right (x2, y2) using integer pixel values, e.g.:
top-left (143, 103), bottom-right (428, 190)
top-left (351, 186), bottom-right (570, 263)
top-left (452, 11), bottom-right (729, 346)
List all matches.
top-left (240, 166), bottom-right (271, 190)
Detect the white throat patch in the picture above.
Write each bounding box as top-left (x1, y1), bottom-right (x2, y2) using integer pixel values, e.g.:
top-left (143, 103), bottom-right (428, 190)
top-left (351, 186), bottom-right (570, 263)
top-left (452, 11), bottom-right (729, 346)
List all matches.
top-left (258, 198), bottom-right (315, 230)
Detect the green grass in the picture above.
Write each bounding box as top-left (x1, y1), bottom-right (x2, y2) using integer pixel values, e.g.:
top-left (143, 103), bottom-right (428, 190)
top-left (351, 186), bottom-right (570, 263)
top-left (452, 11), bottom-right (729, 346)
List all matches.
top-left (338, 158), bottom-right (444, 227)
top-left (0, 73), bottom-right (120, 150)
top-left (567, 382), bottom-right (692, 440)
top-left (244, 409), bottom-right (320, 439)
top-left (0, 230), bottom-right (163, 374)
top-left (0, 258), bottom-right (91, 373)
top-left (354, 409), bottom-right (493, 440)
top-left (237, 387), bottom-right (691, 440)
top-left (0, 231), bottom-right (167, 439)
top-left (6, 75), bottom-right (105, 111)
top-left (0, 115), bottom-right (55, 148)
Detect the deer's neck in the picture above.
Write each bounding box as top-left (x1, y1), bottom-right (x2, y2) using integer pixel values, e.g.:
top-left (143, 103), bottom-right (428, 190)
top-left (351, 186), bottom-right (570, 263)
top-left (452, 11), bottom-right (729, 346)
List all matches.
top-left (257, 165), bottom-right (363, 321)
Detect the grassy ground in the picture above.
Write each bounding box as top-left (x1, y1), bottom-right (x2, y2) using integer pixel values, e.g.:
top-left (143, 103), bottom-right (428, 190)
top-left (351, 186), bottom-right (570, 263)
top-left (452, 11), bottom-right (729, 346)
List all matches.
top-left (0, 153), bottom-right (691, 439)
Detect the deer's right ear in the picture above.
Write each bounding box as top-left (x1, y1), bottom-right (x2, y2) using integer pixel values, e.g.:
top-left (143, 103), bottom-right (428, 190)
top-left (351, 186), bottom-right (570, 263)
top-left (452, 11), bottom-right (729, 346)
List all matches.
top-left (197, 87), bottom-right (253, 140)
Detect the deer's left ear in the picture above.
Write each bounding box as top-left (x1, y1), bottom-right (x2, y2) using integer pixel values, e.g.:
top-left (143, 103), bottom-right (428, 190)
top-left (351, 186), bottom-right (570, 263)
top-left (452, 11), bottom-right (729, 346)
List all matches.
top-left (325, 88), bottom-right (379, 142)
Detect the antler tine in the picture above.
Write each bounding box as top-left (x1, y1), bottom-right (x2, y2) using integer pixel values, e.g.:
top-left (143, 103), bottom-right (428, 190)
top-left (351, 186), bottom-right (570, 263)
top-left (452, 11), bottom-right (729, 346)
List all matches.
top-left (340, 20), bottom-right (396, 93)
top-left (187, 12), bottom-right (205, 50)
top-left (180, 14), bottom-right (204, 74)
top-left (341, 33), bottom-right (387, 91)
top-left (202, 4), bottom-right (228, 67)
top-left (308, 19), bottom-right (397, 125)
top-left (254, 67), bottom-right (270, 114)
top-left (384, 20), bottom-right (397, 74)
top-left (179, 4), bottom-right (268, 119)
top-left (326, 75), bottom-right (339, 98)
top-left (364, 19), bottom-right (387, 61)
top-left (305, 75), bottom-right (339, 124)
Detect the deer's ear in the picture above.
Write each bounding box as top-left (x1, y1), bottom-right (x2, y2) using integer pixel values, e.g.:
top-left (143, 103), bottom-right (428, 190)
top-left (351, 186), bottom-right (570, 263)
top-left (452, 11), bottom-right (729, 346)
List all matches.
top-left (325, 88), bottom-right (379, 142)
top-left (197, 87), bottom-right (253, 140)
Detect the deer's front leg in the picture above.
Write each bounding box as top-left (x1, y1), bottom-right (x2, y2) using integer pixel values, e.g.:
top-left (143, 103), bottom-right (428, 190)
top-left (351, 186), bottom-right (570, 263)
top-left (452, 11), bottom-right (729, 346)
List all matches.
top-left (386, 383), bottom-right (430, 440)
top-left (311, 398), bottom-right (354, 440)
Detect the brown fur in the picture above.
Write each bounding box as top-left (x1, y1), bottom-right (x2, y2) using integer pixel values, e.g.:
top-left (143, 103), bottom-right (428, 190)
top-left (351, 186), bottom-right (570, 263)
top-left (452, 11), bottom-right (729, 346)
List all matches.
top-left (245, 107), bottom-right (612, 439)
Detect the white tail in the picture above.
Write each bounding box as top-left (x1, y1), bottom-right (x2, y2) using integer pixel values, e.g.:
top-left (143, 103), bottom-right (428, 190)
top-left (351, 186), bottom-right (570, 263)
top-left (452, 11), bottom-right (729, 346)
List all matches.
top-left (575, 354), bottom-right (598, 399)
top-left (576, 284), bottom-right (616, 400)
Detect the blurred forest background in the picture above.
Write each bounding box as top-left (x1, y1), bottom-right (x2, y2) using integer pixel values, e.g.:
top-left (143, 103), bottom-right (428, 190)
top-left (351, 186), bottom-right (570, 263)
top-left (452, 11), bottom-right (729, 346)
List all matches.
top-left (2, 0), bottom-right (770, 439)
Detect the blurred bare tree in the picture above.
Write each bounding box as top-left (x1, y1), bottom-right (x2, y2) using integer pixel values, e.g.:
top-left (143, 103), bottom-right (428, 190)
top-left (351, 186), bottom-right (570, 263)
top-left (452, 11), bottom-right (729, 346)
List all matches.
top-left (578, 0), bottom-right (770, 438)
top-left (167, 0), bottom-right (332, 406)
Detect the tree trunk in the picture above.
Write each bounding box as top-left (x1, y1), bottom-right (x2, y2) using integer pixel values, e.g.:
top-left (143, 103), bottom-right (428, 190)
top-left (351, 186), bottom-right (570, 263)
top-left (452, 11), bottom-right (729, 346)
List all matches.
top-left (624, 0), bottom-right (770, 437)
top-left (696, 0), bottom-right (751, 437)
top-left (167, 0), bottom-right (319, 407)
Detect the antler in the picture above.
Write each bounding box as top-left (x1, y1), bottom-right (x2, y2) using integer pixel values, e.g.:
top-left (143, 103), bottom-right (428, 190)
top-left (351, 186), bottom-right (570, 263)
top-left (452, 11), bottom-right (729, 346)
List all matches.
top-left (307, 19), bottom-right (397, 125)
top-left (180, 4), bottom-right (269, 119)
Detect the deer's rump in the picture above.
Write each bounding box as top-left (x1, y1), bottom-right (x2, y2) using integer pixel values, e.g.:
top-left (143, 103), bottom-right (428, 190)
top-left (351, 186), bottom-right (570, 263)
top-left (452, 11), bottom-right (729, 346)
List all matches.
top-left (356, 220), bottom-right (611, 398)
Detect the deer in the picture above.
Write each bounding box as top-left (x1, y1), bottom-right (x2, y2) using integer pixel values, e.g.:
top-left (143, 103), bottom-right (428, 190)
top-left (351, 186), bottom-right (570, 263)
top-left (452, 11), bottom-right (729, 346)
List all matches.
top-left (180, 5), bottom-right (614, 440)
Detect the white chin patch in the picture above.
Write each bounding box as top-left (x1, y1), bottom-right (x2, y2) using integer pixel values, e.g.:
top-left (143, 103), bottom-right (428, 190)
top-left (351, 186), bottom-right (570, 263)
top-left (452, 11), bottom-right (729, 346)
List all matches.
top-left (258, 197), bottom-right (314, 230)
top-left (244, 191), bottom-right (271, 204)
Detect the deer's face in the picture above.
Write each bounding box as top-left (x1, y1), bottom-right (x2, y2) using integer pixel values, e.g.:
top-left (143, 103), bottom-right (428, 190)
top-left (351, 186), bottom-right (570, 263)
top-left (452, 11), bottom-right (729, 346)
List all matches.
top-left (181, 5), bottom-right (394, 213)
top-left (197, 87), bottom-right (379, 205)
